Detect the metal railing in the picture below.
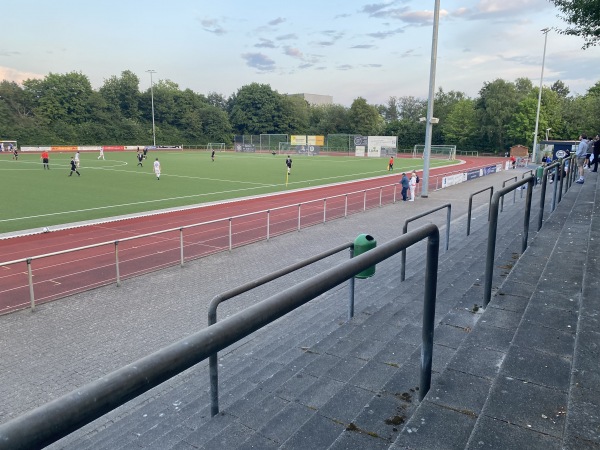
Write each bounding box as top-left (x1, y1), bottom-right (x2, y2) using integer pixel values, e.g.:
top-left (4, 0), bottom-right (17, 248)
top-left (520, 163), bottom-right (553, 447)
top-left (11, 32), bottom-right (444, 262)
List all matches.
top-left (207, 241), bottom-right (354, 417)
top-left (467, 186), bottom-right (493, 236)
top-left (500, 176), bottom-right (517, 212)
top-left (0, 224), bottom-right (440, 450)
top-left (483, 175), bottom-right (535, 307)
top-left (400, 204), bottom-right (450, 281)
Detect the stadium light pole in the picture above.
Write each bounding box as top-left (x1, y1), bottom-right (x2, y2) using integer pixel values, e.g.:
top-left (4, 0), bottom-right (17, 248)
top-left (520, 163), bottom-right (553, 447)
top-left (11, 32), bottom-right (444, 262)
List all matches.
top-left (146, 69), bottom-right (157, 147)
top-left (532, 28), bottom-right (550, 165)
top-left (421, 0), bottom-right (441, 198)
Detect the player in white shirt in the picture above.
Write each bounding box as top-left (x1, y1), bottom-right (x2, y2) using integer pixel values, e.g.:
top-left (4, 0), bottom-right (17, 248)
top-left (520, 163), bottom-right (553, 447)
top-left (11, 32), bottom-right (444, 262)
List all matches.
top-left (153, 158), bottom-right (161, 180)
top-left (98, 146), bottom-right (105, 160)
top-left (74, 151), bottom-right (81, 168)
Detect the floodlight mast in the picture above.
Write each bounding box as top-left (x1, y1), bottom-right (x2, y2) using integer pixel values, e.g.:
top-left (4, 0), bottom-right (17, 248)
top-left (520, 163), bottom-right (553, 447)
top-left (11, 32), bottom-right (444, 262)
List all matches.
top-left (146, 70), bottom-right (157, 147)
top-left (421, 0), bottom-right (441, 198)
top-left (532, 29), bottom-right (550, 165)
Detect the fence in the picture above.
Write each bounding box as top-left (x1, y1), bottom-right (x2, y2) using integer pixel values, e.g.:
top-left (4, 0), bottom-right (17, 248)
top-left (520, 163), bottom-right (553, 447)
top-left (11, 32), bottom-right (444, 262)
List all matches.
top-left (0, 160), bottom-right (506, 316)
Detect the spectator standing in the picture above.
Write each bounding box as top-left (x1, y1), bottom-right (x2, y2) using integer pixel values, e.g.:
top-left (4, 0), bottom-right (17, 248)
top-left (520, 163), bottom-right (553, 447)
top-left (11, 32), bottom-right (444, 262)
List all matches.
top-left (409, 171), bottom-right (417, 201)
top-left (592, 134), bottom-right (600, 173)
top-left (400, 173), bottom-right (409, 201)
top-left (41, 150), bottom-right (50, 169)
top-left (575, 134), bottom-right (588, 184)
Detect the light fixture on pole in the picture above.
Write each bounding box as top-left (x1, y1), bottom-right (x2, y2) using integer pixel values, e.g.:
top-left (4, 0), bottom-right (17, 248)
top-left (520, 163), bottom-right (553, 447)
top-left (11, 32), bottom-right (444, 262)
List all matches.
top-left (532, 28), bottom-right (550, 165)
top-left (545, 128), bottom-right (551, 141)
top-left (421, 0), bottom-right (441, 198)
top-left (146, 69), bottom-right (157, 147)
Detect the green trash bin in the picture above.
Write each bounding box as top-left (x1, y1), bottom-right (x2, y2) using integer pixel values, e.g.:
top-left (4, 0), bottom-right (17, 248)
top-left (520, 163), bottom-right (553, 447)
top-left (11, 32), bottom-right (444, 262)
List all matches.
top-left (353, 234), bottom-right (376, 279)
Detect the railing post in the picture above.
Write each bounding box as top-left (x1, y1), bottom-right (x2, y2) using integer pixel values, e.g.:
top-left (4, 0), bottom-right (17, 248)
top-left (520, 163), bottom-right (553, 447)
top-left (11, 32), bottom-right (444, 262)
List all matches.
top-left (483, 195), bottom-right (500, 307)
top-left (393, 185), bottom-right (397, 204)
top-left (379, 187), bottom-right (383, 207)
top-left (228, 218), bottom-right (232, 251)
top-left (538, 167), bottom-right (549, 231)
top-left (348, 245), bottom-right (355, 320)
top-left (445, 205), bottom-right (451, 251)
top-left (180, 228), bottom-right (184, 267)
top-left (522, 177), bottom-right (534, 253)
top-left (323, 199), bottom-right (327, 223)
top-left (363, 190), bottom-right (367, 211)
top-left (27, 258), bottom-right (35, 311)
top-left (297, 204), bottom-right (301, 231)
top-left (115, 241), bottom-right (121, 287)
top-left (467, 196), bottom-right (473, 236)
top-left (344, 195), bottom-right (348, 217)
top-left (420, 229), bottom-right (439, 401)
top-left (552, 166), bottom-right (559, 211)
top-left (558, 159), bottom-right (565, 203)
top-left (267, 210), bottom-right (270, 241)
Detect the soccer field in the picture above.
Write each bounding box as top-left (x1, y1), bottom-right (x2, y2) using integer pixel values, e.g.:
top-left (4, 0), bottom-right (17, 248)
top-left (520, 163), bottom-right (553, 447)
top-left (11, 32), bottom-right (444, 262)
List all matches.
top-left (0, 150), bottom-right (457, 233)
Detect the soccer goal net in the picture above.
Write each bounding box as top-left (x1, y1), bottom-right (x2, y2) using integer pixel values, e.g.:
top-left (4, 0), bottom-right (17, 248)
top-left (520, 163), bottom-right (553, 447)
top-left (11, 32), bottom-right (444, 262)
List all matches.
top-left (412, 144), bottom-right (456, 160)
top-left (208, 143), bottom-right (226, 150)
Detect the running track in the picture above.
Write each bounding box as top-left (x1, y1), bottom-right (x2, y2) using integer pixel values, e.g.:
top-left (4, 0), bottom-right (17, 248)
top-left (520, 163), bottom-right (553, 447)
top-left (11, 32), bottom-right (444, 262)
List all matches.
top-left (0, 156), bottom-right (504, 315)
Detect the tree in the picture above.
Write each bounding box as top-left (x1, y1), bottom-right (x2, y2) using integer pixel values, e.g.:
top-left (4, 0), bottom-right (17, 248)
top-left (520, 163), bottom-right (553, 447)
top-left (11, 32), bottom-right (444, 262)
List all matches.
top-left (475, 79), bottom-right (520, 151)
top-left (550, 80), bottom-right (570, 98)
top-left (549, 0), bottom-right (600, 49)
top-left (348, 97), bottom-right (383, 136)
top-left (442, 99), bottom-right (478, 150)
top-left (228, 83), bottom-right (283, 135)
top-left (99, 70), bottom-right (141, 120)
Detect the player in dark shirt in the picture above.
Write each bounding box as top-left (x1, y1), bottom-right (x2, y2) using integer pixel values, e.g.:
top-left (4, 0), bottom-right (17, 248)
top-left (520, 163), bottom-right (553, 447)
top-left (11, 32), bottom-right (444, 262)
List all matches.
top-left (69, 157), bottom-right (80, 176)
top-left (137, 151), bottom-right (144, 167)
top-left (285, 156), bottom-right (292, 175)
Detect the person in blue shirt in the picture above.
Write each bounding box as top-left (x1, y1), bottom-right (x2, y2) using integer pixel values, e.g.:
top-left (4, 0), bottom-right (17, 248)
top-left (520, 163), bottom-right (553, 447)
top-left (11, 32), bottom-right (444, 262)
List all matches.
top-left (400, 173), bottom-right (409, 201)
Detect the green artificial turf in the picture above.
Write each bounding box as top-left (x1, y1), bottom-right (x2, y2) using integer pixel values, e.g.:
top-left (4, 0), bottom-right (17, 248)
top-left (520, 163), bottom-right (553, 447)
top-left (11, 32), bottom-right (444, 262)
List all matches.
top-left (0, 150), bottom-right (457, 233)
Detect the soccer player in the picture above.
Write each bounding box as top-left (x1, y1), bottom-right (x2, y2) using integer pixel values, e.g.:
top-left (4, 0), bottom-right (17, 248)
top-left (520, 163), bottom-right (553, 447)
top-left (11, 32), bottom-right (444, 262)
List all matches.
top-left (153, 157), bottom-right (161, 180)
top-left (211, 150), bottom-right (215, 162)
top-left (143, 147), bottom-right (148, 160)
top-left (285, 155), bottom-right (292, 175)
top-left (69, 157), bottom-right (80, 176)
top-left (388, 156), bottom-right (394, 171)
top-left (12, 147), bottom-right (18, 160)
top-left (41, 150), bottom-right (50, 169)
top-left (74, 151), bottom-right (81, 168)
top-left (98, 146), bottom-right (105, 160)
top-left (137, 150), bottom-right (144, 167)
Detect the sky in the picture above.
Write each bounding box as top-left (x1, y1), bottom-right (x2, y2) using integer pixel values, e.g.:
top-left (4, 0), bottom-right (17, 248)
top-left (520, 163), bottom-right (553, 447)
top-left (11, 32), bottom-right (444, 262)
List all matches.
top-left (1, 0), bottom-right (599, 107)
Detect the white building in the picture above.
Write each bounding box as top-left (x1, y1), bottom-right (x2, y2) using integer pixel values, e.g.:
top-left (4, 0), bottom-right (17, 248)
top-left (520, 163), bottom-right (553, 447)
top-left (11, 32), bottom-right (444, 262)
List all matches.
top-left (290, 93), bottom-right (333, 106)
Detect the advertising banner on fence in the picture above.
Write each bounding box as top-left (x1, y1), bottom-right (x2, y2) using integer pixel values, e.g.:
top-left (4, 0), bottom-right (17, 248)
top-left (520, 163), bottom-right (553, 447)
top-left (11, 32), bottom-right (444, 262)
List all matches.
top-left (367, 136), bottom-right (397, 158)
top-left (442, 173), bottom-right (466, 189)
top-left (235, 144), bottom-right (256, 152)
top-left (290, 135), bottom-right (307, 145)
top-left (307, 135), bottom-right (324, 146)
top-left (355, 146), bottom-right (366, 157)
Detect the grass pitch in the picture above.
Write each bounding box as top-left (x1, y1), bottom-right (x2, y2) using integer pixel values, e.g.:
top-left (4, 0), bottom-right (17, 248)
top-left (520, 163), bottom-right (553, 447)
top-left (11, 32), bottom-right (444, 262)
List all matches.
top-left (0, 150), bottom-right (457, 233)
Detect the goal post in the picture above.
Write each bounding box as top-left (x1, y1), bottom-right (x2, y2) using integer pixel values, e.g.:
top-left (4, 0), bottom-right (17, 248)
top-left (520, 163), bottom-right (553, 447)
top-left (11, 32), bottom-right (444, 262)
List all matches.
top-left (208, 143), bottom-right (225, 151)
top-left (412, 144), bottom-right (456, 160)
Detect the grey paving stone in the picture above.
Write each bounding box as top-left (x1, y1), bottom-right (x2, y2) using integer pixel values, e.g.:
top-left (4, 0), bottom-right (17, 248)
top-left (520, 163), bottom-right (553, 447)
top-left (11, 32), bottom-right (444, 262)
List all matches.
top-left (488, 293), bottom-right (528, 314)
top-left (318, 384), bottom-right (375, 424)
top-left (565, 397), bottom-right (600, 444)
top-left (528, 289), bottom-right (580, 312)
top-left (466, 415), bottom-right (562, 450)
top-left (274, 371), bottom-right (319, 402)
top-left (296, 376), bottom-right (345, 409)
top-left (348, 359), bottom-right (399, 392)
top-left (407, 343), bottom-right (457, 373)
top-left (280, 413), bottom-right (345, 449)
top-left (501, 345), bottom-right (571, 390)
top-left (372, 339), bottom-right (418, 367)
top-left (233, 394), bottom-right (289, 430)
top-left (257, 402), bottom-right (315, 444)
top-left (351, 393), bottom-right (407, 443)
top-left (427, 368), bottom-right (492, 415)
top-left (512, 319), bottom-right (575, 358)
top-left (480, 306), bottom-right (523, 331)
top-left (522, 303), bottom-right (578, 331)
top-left (394, 401), bottom-right (477, 450)
top-left (202, 421), bottom-right (254, 449)
top-left (483, 376), bottom-right (567, 437)
top-left (329, 428), bottom-right (391, 450)
top-left (433, 323), bottom-right (472, 349)
top-left (447, 344), bottom-right (506, 380)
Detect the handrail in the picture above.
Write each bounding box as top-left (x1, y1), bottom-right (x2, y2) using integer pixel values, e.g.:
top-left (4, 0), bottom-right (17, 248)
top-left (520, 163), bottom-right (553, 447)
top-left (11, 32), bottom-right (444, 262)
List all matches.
top-left (467, 186), bottom-right (493, 236)
top-left (207, 241), bottom-right (354, 416)
top-left (500, 176), bottom-right (517, 212)
top-left (0, 224), bottom-right (440, 450)
top-left (537, 161), bottom-right (560, 231)
top-left (400, 204), bottom-right (450, 281)
top-left (483, 175), bottom-right (534, 307)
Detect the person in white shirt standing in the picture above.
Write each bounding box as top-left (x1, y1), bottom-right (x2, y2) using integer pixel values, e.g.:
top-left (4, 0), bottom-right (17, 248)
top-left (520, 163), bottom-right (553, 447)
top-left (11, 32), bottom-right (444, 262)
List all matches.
top-left (98, 146), bottom-right (105, 160)
top-left (153, 158), bottom-right (161, 180)
top-left (409, 171), bottom-right (417, 201)
top-left (576, 134), bottom-right (588, 184)
top-left (74, 151), bottom-right (81, 168)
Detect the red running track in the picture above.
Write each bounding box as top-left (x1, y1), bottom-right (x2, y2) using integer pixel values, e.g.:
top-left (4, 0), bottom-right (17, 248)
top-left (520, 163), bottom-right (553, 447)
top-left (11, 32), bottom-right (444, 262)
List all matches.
top-left (0, 156), bottom-right (505, 314)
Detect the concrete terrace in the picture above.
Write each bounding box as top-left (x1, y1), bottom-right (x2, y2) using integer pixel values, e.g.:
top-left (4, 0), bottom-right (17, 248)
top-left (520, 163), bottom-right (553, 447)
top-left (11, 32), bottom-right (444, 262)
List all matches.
top-left (0, 167), bottom-right (598, 449)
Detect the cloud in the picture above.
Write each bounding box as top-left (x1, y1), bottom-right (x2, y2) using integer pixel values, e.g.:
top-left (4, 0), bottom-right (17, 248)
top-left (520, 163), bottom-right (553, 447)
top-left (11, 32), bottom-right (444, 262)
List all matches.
top-left (366, 28), bottom-right (405, 39)
top-left (453, 0), bottom-right (551, 20)
top-left (200, 18), bottom-right (226, 35)
top-left (351, 44), bottom-right (376, 49)
top-left (276, 33), bottom-right (297, 41)
top-left (241, 53), bottom-right (276, 71)
top-left (255, 38), bottom-right (276, 48)
top-left (268, 17), bottom-right (286, 26)
top-left (0, 66), bottom-right (43, 84)
top-left (284, 47), bottom-right (303, 59)
top-left (337, 64), bottom-right (353, 70)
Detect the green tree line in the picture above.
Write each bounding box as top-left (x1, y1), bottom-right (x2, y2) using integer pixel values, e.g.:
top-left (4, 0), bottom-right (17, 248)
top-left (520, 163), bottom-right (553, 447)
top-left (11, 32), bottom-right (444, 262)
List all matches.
top-left (1, 70), bottom-right (599, 152)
